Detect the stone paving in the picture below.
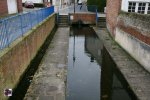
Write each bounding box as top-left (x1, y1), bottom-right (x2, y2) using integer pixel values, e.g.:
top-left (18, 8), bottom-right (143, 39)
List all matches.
top-left (24, 28), bottom-right (69, 100)
top-left (94, 27), bottom-right (150, 100)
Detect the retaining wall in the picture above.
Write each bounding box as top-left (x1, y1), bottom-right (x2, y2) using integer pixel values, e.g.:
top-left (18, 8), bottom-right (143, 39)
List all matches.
top-left (0, 13), bottom-right (56, 99)
top-left (115, 12), bottom-right (150, 73)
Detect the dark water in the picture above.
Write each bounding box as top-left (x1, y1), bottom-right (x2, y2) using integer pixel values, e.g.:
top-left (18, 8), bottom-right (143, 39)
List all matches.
top-left (67, 27), bottom-right (101, 100)
top-left (67, 26), bottom-right (136, 100)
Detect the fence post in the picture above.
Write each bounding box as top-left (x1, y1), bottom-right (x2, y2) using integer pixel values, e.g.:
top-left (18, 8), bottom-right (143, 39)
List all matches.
top-left (4, 20), bottom-right (9, 47)
top-left (57, 12), bottom-right (59, 25)
top-left (41, 9), bottom-right (44, 20)
top-left (36, 10), bottom-right (39, 24)
top-left (19, 14), bottom-right (24, 36)
top-left (96, 9), bottom-right (98, 27)
top-left (29, 12), bottom-right (32, 28)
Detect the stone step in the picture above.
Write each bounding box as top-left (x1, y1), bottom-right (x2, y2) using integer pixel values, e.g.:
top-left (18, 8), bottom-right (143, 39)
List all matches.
top-left (58, 25), bottom-right (69, 27)
top-left (59, 19), bottom-right (68, 22)
top-left (98, 17), bottom-right (106, 22)
top-left (58, 23), bottom-right (68, 27)
top-left (58, 15), bottom-right (69, 27)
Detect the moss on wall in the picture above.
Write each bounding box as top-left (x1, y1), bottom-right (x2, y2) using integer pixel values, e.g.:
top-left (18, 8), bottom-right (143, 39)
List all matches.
top-left (119, 11), bottom-right (150, 23)
top-left (118, 11), bottom-right (150, 37)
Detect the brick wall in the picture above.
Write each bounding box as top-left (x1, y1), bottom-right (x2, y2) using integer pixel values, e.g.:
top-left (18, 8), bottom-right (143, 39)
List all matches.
top-left (0, 13), bottom-right (56, 99)
top-left (0, 0), bottom-right (8, 16)
top-left (106, 0), bottom-right (122, 37)
top-left (17, 0), bottom-right (23, 12)
top-left (0, 0), bottom-right (23, 16)
top-left (70, 13), bottom-right (96, 24)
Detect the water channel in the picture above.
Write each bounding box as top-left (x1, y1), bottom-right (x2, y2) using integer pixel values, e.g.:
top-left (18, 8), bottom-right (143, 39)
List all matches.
top-left (67, 26), bottom-right (137, 100)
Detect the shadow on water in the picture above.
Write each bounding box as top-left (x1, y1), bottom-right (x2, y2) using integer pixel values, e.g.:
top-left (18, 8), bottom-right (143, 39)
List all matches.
top-left (101, 47), bottom-right (137, 100)
top-left (67, 26), bottom-right (137, 100)
top-left (67, 26), bottom-right (101, 100)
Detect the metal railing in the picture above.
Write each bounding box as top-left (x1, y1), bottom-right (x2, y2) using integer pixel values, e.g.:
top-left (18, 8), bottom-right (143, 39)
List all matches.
top-left (96, 9), bottom-right (98, 26)
top-left (58, 4), bottom-right (97, 14)
top-left (0, 6), bottom-right (54, 50)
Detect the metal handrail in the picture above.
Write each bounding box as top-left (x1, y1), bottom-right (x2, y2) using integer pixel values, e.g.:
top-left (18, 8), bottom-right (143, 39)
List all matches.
top-left (0, 6), bottom-right (54, 50)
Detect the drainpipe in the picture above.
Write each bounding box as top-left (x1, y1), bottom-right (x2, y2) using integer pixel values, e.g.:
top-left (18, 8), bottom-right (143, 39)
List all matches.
top-left (74, 0), bottom-right (75, 13)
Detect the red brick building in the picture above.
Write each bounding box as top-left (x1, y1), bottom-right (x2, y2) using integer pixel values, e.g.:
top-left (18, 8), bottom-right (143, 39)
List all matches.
top-left (106, 0), bottom-right (122, 36)
top-left (106, 0), bottom-right (150, 73)
top-left (0, 0), bottom-right (22, 16)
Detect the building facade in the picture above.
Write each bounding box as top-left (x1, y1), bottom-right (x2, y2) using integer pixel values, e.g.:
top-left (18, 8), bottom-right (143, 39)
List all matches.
top-left (0, 0), bottom-right (22, 16)
top-left (106, 0), bottom-right (150, 72)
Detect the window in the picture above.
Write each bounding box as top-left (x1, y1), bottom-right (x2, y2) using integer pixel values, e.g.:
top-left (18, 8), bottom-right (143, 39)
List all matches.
top-left (138, 3), bottom-right (146, 14)
top-left (128, 1), bottom-right (150, 14)
top-left (148, 3), bottom-right (150, 14)
top-left (128, 2), bottom-right (136, 12)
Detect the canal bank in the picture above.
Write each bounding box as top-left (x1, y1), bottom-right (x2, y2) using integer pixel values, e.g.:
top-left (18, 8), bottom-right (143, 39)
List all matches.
top-left (94, 27), bottom-right (150, 100)
top-left (24, 28), bottom-right (69, 100)
top-left (22, 26), bottom-right (150, 100)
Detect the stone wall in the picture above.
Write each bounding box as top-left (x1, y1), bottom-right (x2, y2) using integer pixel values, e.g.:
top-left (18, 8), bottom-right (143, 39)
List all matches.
top-left (0, 13), bottom-right (56, 99)
top-left (115, 12), bottom-right (150, 72)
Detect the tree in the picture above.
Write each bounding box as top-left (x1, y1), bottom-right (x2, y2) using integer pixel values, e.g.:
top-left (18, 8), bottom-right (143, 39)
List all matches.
top-left (87, 0), bottom-right (106, 12)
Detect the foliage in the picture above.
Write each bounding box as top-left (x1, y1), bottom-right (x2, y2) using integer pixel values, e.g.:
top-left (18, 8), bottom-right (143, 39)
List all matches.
top-left (87, 0), bottom-right (106, 12)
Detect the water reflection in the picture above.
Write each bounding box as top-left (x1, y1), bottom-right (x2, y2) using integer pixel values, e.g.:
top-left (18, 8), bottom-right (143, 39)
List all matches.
top-left (67, 26), bottom-right (136, 100)
top-left (67, 27), bottom-right (101, 100)
top-left (101, 48), bottom-right (137, 100)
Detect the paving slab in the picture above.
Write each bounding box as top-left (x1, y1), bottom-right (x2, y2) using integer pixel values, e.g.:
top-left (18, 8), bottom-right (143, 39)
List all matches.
top-left (94, 27), bottom-right (150, 100)
top-left (24, 28), bottom-right (69, 100)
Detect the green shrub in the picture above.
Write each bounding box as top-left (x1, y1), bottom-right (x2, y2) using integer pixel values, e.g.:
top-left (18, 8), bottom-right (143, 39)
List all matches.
top-left (87, 0), bottom-right (106, 12)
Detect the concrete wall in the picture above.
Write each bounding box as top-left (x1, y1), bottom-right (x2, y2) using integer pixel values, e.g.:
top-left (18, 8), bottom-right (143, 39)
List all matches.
top-left (115, 12), bottom-right (150, 72)
top-left (0, 13), bottom-right (56, 99)
top-left (7, 0), bottom-right (18, 14)
top-left (69, 13), bottom-right (96, 24)
top-left (22, 0), bottom-right (43, 3)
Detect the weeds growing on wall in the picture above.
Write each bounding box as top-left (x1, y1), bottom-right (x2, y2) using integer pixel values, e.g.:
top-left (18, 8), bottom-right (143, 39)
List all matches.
top-left (119, 11), bottom-right (150, 23)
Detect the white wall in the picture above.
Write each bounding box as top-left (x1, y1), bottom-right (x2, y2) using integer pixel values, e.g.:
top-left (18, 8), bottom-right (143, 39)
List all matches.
top-left (121, 0), bottom-right (150, 12)
top-left (115, 28), bottom-right (150, 73)
top-left (22, 0), bottom-right (43, 3)
top-left (7, 0), bottom-right (18, 14)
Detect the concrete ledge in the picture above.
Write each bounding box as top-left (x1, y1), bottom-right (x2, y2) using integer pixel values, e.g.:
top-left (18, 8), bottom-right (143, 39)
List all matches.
top-left (0, 13), bottom-right (56, 99)
top-left (24, 28), bottom-right (69, 100)
top-left (115, 28), bottom-right (150, 73)
top-left (94, 27), bottom-right (150, 100)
